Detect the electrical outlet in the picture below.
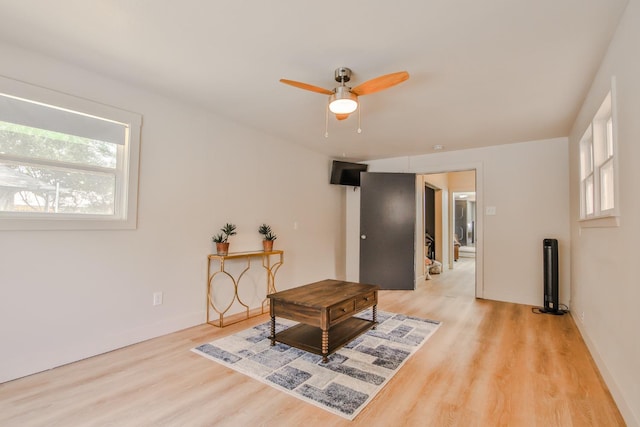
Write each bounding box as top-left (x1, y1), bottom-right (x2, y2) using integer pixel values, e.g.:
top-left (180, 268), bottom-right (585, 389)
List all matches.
top-left (580, 311), bottom-right (585, 323)
top-left (153, 292), bottom-right (163, 306)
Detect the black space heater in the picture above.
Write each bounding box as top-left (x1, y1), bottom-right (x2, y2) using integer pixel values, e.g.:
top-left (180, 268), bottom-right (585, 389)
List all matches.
top-left (541, 238), bottom-right (564, 315)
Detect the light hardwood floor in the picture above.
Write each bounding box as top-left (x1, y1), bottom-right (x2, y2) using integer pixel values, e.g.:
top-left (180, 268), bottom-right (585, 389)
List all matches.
top-left (0, 258), bottom-right (625, 426)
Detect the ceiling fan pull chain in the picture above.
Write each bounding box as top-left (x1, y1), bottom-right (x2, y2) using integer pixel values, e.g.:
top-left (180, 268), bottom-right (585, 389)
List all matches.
top-left (325, 101), bottom-right (330, 138)
top-left (357, 103), bottom-right (362, 134)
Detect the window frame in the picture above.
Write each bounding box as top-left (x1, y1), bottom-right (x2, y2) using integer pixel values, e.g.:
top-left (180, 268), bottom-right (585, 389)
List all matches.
top-left (0, 76), bottom-right (141, 230)
top-left (578, 77), bottom-right (619, 227)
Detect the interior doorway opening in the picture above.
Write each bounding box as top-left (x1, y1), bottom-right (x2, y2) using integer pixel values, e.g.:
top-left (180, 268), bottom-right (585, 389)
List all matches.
top-left (422, 170), bottom-right (477, 296)
top-left (453, 191), bottom-right (476, 262)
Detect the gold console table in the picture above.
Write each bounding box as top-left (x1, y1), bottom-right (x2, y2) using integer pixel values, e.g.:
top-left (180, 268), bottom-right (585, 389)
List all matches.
top-left (206, 250), bottom-right (284, 327)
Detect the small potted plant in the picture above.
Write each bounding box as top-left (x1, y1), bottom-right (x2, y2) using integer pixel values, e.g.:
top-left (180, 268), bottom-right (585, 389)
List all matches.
top-left (212, 223), bottom-right (237, 256)
top-left (258, 223), bottom-right (277, 252)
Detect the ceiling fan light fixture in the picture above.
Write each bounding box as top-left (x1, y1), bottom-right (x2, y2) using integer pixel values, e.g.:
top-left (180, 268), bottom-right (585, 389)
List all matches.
top-left (329, 86), bottom-right (358, 114)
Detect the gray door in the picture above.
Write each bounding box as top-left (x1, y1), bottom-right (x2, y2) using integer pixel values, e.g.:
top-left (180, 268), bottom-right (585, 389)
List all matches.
top-left (360, 172), bottom-right (416, 290)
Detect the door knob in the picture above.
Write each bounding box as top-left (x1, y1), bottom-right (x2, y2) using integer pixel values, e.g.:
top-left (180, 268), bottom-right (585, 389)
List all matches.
top-left (361, 235), bottom-right (367, 239)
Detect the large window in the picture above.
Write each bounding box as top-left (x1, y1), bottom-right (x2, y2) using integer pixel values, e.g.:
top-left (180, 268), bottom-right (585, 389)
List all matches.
top-left (579, 79), bottom-right (618, 225)
top-left (0, 77), bottom-right (141, 230)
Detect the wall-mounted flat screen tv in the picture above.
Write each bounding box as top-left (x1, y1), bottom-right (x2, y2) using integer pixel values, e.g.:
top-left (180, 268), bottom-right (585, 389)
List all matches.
top-left (330, 160), bottom-right (368, 187)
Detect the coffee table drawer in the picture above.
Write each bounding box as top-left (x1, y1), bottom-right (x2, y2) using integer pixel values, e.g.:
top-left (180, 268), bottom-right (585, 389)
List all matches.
top-left (355, 291), bottom-right (377, 310)
top-left (329, 299), bottom-right (356, 323)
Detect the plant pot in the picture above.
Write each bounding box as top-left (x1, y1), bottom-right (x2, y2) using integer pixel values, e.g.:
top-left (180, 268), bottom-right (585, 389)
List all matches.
top-left (216, 242), bottom-right (230, 256)
top-left (263, 240), bottom-right (274, 252)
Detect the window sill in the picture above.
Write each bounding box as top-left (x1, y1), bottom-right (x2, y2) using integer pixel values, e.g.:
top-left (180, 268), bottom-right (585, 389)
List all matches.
top-left (579, 215), bottom-right (620, 228)
top-left (0, 216), bottom-right (137, 231)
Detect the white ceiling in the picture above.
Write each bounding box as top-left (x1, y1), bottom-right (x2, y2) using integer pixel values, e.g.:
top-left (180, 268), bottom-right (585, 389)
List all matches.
top-left (0, 0), bottom-right (629, 161)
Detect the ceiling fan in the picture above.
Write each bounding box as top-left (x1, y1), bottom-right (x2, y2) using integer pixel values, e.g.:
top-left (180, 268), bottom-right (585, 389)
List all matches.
top-left (279, 67), bottom-right (409, 121)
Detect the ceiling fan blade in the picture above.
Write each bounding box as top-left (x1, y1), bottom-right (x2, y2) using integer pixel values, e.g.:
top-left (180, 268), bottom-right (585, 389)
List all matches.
top-left (335, 113), bottom-right (350, 121)
top-left (279, 79), bottom-right (334, 95)
top-left (351, 71), bottom-right (409, 96)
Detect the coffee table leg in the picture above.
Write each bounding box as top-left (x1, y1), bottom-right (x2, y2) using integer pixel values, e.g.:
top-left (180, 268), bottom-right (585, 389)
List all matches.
top-left (270, 315), bottom-right (276, 346)
top-left (321, 329), bottom-right (329, 363)
top-left (373, 305), bottom-right (377, 330)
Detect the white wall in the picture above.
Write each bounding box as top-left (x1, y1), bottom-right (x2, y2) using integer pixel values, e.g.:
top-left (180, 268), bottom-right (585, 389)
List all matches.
top-left (448, 170), bottom-right (476, 193)
top-left (0, 43), bottom-right (344, 383)
top-left (345, 138), bottom-right (570, 306)
top-left (568, 1), bottom-right (640, 424)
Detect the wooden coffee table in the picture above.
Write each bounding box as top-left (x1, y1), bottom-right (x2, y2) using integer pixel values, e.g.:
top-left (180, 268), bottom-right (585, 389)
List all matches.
top-left (267, 279), bottom-right (379, 362)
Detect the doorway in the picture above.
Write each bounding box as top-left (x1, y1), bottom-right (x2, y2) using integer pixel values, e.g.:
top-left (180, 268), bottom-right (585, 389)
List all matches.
top-left (424, 185), bottom-right (436, 261)
top-left (453, 192), bottom-right (476, 261)
top-left (423, 170), bottom-right (477, 296)
top-left (346, 164), bottom-right (483, 298)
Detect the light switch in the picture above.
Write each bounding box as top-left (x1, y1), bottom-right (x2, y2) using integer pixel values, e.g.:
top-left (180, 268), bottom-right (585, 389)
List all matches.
top-left (486, 206), bottom-right (497, 216)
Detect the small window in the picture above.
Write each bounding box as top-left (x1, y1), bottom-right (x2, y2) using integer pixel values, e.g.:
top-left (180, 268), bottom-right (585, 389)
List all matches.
top-left (0, 76), bottom-right (141, 230)
top-left (578, 78), bottom-right (618, 225)
top-left (579, 127), bottom-right (594, 217)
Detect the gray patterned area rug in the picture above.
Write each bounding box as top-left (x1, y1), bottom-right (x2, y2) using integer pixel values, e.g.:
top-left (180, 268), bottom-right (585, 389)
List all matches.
top-left (192, 310), bottom-right (441, 420)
